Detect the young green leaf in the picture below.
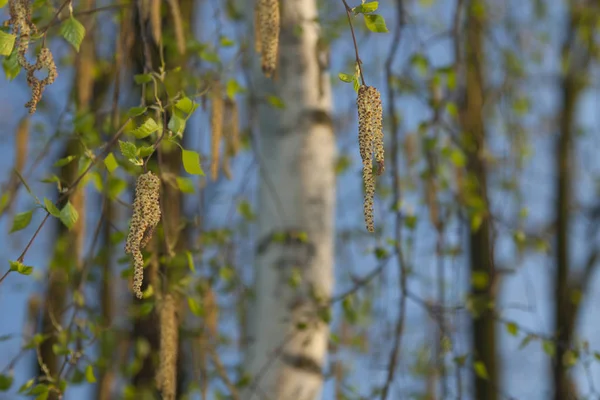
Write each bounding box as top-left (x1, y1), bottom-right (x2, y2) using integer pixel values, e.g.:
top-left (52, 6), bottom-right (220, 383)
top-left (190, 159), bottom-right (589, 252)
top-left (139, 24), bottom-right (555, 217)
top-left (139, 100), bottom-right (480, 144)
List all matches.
top-left (187, 297), bottom-right (203, 316)
top-left (364, 14), bottom-right (389, 33)
top-left (2, 49), bottom-right (20, 80)
top-left (10, 210), bottom-right (33, 233)
top-left (59, 201), bottom-right (79, 230)
top-left (175, 97), bottom-right (198, 116)
top-left (226, 79), bottom-right (245, 99)
top-left (168, 114), bottom-right (186, 135)
top-left (85, 365), bottom-right (96, 383)
top-left (181, 149), bottom-right (204, 175)
top-left (130, 118), bottom-right (159, 139)
top-left (43, 198), bottom-right (61, 217)
top-left (134, 73), bottom-right (153, 84)
top-left (119, 140), bottom-right (138, 160)
top-left (0, 31), bottom-right (16, 56)
top-left (185, 251), bottom-right (195, 273)
top-left (9, 260), bottom-right (33, 275)
top-left (338, 73), bottom-right (354, 83)
top-left (104, 152), bottom-right (118, 173)
top-left (353, 1), bottom-right (378, 14)
top-left (473, 361), bottom-right (489, 380)
top-left (126, 106), bottom-right (148, 118)
top-left (53, 155), bottom-right (77, 167)
top-left (60, 17), bottom-right (86, 52)
top-left (0, 0), bottom-right (8, 8)
top-left (176, 177), bottom-right (195, 193)
top-left (267, 95), bottom-right (285, 109)
top-left (0, 374), bottom-right (13, 391)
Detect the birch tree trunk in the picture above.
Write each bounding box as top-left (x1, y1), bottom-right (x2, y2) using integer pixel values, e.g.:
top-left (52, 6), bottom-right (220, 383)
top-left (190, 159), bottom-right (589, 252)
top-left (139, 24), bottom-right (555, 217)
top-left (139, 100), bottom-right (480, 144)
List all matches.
top-left (244, 0), bottom-right (336, 398)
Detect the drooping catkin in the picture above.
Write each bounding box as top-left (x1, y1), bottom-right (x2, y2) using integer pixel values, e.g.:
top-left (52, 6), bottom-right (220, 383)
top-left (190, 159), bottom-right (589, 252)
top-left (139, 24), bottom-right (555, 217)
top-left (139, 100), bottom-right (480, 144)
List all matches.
top-left (157, 293), bottom-right (178, 400)
top-left (125, 172), bottom-right (161, 299)
top-left (15, 117), bottom-right (29, 173)
top-left (253, 5), bottom-right (262, 54)
top-left (7, 0), bottom-right (57, 113)
top-left (149, 0), bottom-right (162, 45)
top-left (166, 0), bottom-right (186, 55)
top-left (210, 81), bottom-right (224, 181)
top-left (257, 0), bottom-right (280, 77)
top-left (225, 98), bottom-right (240, 156)
top-left (357, 85), bottom-right (385, 232)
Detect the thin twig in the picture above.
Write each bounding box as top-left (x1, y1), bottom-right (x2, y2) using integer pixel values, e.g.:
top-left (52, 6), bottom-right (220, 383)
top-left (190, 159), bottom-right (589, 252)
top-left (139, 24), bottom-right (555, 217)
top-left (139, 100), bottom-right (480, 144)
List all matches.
top-left (340, 0), bottom-right (366, 85)
top-left (380, 0), bottom-right (405, 398)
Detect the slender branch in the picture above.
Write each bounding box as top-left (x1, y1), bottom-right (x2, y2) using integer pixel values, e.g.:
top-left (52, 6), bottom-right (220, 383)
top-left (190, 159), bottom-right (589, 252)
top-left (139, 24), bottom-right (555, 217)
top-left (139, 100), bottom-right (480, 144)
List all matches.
top-left (340, 0), bottom-right (366, 85)
top-left (380, 0), bottom-right (406, 398)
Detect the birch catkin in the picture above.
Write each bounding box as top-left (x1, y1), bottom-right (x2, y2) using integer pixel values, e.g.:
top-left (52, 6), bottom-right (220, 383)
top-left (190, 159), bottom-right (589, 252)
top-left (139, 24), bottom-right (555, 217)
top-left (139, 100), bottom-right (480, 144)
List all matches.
top-left (257, 0), bottom-right (280, 77)
top-left (157, 293), bottom-right (178, 400)
top-left (210, 81), bottom-right (224, 181)
top-left (357, 85), bottom-right (385, 233)
top-left (125, 172), bottom-right (161, 298)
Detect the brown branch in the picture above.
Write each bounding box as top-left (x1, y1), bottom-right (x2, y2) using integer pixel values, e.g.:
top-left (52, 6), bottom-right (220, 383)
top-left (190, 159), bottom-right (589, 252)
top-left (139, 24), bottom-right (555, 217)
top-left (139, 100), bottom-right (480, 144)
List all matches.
top-left (340, 0), bottom-right (366, 85)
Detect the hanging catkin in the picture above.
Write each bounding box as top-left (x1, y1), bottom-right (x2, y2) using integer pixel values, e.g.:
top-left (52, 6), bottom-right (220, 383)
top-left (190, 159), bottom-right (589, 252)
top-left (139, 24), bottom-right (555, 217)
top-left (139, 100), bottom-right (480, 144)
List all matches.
top-left (257, 0), bottom-right (280, 77)
top-left (210, 81), bottom-right (224, 181)
top-left (357, 85), bottom-right (384, 233)
top-left (125, 172), bottom-right (161, 298)
top-left (156, 293), bottom-right (178, 400)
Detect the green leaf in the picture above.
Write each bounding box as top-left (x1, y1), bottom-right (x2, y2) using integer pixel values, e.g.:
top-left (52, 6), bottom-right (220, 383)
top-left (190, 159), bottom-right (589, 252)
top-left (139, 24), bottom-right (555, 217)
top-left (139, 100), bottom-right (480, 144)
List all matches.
top-left (104, 152), bottom-right (118, 173)
top-left (0, 0), bottom-right (8, 8)
top-left (107, 177), bottom-right (127, 199)
top-left (185, 251), bottom-right (195, 273)
top-left (237, 200), bottom-right (256, 221)
top-left (176, 177), bottom-right (195, 193)
top-left (53, 155), bottom-right (77, 167)
top-left (119, 140), bottom-right (138, 160)
top-left (9, 261), bottom-right (33, 275)
top-left (85, 365), bottom-right (96, 383)
top-left (10, 210), bottom-right (33, 233)
top-left (473, 361), bottom-right (489, 380)
top-left (134, 73), bottom-right (153, 84)
top-left (226, 79), bottom-right (245, 99)
top-left (505, 322), bottom-right (518, 336)
top-left (59, 17), bottom-right (86, 52)
top-left (168, 114), bottom-right (186, 135)
top-left (18, 379), bottom-right (34, 393)
top-left (181, 149), bottom-right (204, 175)
top-left (364, 14), bottom-right (389, 33)
top-left (175, 97), bottom-right (198, 116)
top-left (126, 106), bottom-right (148, 118)
top-left (59, 201), bottom-right (79, 230)
top-left (0, 374), bottom-right (13, 391)
top-left (0, 31), bottom-right (16, 56)
top-left (44, 198), bottom-right (61, 217)
top-left (267, 95), bottom-right (285, 109)
top-left (131, 118), bottom-right (160, 139)
top-left (353, 1), bottom-right (378, 14)
top-left (187, 297), bottom-right (202, 316)
top-left (219, 36), bottom-right (235, 47)
top-left (519, 334), bottom-right (535, 349)
top-left (338, 73), bottom-right (354, 83)
top-left (36, 392), bottom-right (49, 400)
top-left (542, 340), bottom-right (556, 357)
top-left (2, 48), bottom-right (21, 80)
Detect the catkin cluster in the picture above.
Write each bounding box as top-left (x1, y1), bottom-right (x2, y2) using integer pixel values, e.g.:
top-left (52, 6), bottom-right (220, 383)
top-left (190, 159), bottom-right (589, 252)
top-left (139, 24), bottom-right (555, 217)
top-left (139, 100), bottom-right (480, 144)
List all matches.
top-left (255, 0), bottom-right (280, 77)
top-left (210, 81), bottom-right (224, 181)
top-left (357, 85), bottom-right (385, 233)
top-left (125, 172), bottom-right (161, 299)
top-left (222, 98), bottom-right (240, 180)
top-left (157, 293), bottom-right (178, 400)
top-left (6, 0), bottom-right (57, 113)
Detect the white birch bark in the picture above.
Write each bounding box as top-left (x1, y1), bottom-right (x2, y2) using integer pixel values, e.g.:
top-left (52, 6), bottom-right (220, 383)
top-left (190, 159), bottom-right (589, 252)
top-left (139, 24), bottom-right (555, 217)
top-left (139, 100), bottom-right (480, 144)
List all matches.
top-left (244, 0), bottom-right (336, 399)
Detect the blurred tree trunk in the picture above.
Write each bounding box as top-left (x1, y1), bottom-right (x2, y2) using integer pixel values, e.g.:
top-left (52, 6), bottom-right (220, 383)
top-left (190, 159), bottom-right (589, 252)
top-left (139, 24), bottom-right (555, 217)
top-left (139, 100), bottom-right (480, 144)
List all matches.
top-left (36, 1), bottom-right (95, 396)
top-left (459, 1), bottom-right (497, 399)
top-left (243, 0), bottom-right (336, 399)
top-left (553, 2), bottom-right (596, 399)
top-left (129, 0), bottom-right (194, 397)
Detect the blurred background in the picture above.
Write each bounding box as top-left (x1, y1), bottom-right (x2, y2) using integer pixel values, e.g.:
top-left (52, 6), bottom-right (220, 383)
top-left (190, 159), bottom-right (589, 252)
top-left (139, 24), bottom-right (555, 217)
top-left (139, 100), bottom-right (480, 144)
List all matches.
top-left (1, 0), bottom-right (600, 399)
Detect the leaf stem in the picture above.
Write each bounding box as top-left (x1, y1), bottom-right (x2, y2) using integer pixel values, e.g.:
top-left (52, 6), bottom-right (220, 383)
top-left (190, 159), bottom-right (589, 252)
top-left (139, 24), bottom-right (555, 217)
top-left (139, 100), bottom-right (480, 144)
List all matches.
top-left (340, 0), bottom-right (366, 86)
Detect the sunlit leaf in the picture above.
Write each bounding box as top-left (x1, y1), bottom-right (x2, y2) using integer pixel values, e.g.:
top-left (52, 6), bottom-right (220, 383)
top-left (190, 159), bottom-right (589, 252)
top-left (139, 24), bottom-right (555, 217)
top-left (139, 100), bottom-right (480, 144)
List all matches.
top-left (59, 17), bottom-right (86, 52)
